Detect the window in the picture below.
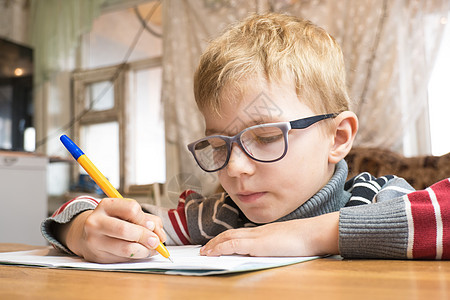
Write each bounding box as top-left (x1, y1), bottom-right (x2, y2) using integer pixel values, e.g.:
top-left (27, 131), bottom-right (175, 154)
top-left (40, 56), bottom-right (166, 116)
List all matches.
top-left (428, 18), bottom-right (450, 156)
top-left (72, 2), bottom-right (164, 193)
top-left (72, 64), bottom-right (125, 189)
top-left (127, 61), bottom-right (165, 186)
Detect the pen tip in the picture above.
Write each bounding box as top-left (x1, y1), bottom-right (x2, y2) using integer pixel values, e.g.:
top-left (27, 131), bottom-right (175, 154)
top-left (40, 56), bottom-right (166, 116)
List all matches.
top-left (168, 257), bottom-right (174, 263)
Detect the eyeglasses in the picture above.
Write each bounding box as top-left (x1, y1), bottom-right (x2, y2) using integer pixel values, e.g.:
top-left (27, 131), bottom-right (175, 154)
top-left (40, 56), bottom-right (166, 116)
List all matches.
top-left (187, 113), bottom-right (337, 172)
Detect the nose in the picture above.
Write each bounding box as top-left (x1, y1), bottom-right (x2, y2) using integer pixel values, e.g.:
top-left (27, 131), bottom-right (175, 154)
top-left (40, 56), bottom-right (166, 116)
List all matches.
top-left (225, 143), bottom-right (256, 177)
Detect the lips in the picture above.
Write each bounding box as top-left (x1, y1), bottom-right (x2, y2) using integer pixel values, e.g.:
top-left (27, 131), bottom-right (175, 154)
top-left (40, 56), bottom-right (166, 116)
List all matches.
top-left (236, 191), bottom-right (266, 203)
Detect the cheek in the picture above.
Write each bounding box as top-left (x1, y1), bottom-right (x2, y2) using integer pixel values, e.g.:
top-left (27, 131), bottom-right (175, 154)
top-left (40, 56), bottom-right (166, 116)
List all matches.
top-left (276, 132), bottom-right (331, 184)
top-left (217, 171), bottom-right (232, 191)
top-left (287, 129), bottom-right (331, 163)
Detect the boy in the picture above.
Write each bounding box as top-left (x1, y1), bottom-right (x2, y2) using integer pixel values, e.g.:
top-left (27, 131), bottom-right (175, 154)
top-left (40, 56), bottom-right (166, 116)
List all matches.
top-left (42, 13), bottom-right (450, 263)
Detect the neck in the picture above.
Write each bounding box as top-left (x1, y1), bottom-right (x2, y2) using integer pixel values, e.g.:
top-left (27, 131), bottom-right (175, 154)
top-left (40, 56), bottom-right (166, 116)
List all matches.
top-left (277, 160), bottom-right (350, 222)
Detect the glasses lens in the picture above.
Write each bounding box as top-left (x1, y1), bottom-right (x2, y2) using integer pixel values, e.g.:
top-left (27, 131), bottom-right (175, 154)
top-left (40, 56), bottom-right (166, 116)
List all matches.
top-left (241, 126), bottom-right (286, 161)
top-left (193, 137), bottom-right (228, 171)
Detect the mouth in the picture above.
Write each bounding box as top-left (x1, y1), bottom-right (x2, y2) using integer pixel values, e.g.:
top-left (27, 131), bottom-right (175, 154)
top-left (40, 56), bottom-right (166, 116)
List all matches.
top-left (236, 191), bottom-right (266, 203)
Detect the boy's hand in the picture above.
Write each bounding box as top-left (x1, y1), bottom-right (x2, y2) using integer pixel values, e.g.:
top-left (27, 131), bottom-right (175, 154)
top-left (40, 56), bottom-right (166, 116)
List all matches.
top-left (199, 212), bottom-right (340, 257)
top-left (59, 198), bottom-right (166, 263)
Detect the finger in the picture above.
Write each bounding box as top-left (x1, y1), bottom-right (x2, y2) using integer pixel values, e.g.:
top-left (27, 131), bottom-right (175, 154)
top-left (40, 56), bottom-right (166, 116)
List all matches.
top-left (99, 198), bottom-right (167, 241)
top-left (100, 198), bottom-right (146, 224)
top-left (200, 229), bottom-right (254, 256)
top-left (206, 239), bottom-right (254, 256)
top-left (99, 236), bottom-right (157, 260)
top-left (84, 235), bottom-right (157, 263)
top-left (86, 212), bottom-right (162, 250)
top-left (144, 216), bottom-right (167, 243)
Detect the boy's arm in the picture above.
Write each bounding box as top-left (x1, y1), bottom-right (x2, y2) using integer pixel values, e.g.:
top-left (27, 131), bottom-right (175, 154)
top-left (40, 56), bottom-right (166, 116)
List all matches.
top-left (42, 196), bottom-right (166, 263)
top-left (41, 196), bottom-right (100, 254)
top-left (41, 191), bottom-right (196, 254)
top-left (339, 178), bottom-right (450, 259)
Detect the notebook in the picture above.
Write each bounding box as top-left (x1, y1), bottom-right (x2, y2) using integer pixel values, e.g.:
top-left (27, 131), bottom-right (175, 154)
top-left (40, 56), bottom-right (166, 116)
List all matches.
top-left (0, 245), bottom-right (318, 276)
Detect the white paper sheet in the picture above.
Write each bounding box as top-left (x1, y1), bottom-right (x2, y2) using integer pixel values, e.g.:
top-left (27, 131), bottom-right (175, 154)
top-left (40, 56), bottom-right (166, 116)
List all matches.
top-left (0, 245), bottom-right (318, 276)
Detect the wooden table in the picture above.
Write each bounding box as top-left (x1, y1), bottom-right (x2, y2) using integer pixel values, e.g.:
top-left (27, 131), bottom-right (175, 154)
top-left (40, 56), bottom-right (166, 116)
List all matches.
top-left (1, 244), bottom-right (449, 299)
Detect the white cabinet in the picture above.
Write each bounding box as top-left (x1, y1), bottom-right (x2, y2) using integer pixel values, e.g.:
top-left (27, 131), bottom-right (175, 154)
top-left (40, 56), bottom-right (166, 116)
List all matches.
top-left (0, 152), bottom-right (48, 245)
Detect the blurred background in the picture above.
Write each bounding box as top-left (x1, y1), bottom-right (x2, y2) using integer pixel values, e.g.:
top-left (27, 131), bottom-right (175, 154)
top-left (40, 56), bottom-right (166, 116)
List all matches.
top-left (0, 0), bottom-right (449, 245)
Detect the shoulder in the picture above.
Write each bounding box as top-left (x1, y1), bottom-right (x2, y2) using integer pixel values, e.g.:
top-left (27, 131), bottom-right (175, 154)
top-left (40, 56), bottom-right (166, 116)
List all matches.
top-left (345, 172), bottom-right (415, 206)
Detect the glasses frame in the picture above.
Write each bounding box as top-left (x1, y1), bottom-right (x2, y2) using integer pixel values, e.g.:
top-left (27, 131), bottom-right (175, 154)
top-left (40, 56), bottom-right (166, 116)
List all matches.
top-left (187, 113), bottom-right (337, 172)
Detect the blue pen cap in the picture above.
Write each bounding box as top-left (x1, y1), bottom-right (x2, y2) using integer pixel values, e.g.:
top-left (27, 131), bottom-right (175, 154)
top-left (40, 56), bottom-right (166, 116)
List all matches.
top-left (60, 135), bottom-right (84, 160)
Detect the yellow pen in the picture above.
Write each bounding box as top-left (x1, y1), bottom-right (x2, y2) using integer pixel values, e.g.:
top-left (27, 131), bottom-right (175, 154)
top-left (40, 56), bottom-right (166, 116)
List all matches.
top-left (60, 134), bottom-right (173, 262)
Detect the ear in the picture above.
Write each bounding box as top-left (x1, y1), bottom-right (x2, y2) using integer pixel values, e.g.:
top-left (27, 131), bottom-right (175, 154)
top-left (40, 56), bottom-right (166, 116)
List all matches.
top-left (328, 111), bottom-right (358, 164)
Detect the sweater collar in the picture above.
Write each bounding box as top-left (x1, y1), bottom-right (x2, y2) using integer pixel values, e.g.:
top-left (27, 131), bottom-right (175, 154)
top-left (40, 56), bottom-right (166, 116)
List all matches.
top-left (277, 159), bottom-right (350, 222)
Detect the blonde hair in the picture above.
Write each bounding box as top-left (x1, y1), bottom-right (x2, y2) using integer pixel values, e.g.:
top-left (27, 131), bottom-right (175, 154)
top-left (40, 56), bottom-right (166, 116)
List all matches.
top-left (193, 13), bottom-right (350, 115)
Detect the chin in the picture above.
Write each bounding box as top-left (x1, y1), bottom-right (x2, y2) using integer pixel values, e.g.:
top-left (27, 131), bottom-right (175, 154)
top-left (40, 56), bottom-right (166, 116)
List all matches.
top-left (244, 211), bottom-right (279, 224)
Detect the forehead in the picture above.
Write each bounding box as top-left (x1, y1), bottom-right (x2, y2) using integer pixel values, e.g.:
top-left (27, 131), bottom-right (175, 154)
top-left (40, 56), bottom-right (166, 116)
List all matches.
top-left (203, 80), bottom-right (315, 136)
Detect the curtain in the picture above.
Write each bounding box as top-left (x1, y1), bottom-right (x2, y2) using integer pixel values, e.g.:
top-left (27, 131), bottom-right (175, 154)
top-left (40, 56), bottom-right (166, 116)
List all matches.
top-left (30, 0), bottom-right (106, 86)
top-left (161, 0), bottom-right (449, 192)
top-left (321, 0), bottom-right (449, 152)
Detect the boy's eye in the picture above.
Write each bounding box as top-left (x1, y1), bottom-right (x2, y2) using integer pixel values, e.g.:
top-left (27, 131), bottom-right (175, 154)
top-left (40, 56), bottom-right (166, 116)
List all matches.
top-left (254, 134), bottom-right (283, 144)
top-left (246, 127), bottom-right (283, 144)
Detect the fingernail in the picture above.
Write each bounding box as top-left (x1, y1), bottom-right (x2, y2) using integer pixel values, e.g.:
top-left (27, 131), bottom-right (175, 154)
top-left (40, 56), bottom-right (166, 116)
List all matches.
top-left (148, 236), bottom-right (158, 248)
top-left (200, 247), bottom-right (210, 256)
top-left (146, 221), bottom-right (155, 230)
top-left (160, 228), bottom-right (167, 240)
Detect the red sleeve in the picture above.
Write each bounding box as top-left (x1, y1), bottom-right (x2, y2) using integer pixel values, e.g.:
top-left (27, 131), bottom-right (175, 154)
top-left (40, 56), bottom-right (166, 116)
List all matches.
top-left (404, 178), bottom-right (450, 259)
top-left (167, 190), bottom-right (196, 245)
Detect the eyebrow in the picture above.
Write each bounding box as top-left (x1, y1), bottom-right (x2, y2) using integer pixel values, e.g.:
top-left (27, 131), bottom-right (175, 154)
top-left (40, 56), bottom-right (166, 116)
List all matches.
top-left (205, 118), bottom-right (278, 136)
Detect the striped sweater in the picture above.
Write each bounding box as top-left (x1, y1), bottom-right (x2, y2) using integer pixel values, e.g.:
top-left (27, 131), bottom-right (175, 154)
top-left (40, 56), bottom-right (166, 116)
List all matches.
top-left (41, 160), bottom-right (450, 259)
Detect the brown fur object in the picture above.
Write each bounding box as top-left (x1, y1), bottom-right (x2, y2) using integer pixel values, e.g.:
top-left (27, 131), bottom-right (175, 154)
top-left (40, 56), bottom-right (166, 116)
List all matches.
top-left (346, 147), bottom-right (450, 190)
